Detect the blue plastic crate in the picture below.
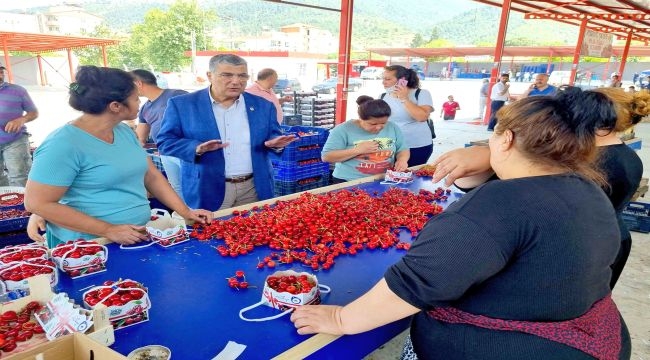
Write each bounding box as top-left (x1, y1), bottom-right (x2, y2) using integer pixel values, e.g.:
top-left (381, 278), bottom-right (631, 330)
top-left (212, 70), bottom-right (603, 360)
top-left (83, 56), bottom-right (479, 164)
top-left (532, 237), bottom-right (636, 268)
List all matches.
top-left (272, 160), bottom-right (330, 181)
top-left (271, 144), bottom-right (323, 162)
top-left (281, 125), bottom-right (329, 148)
top-left (621, 201), bottom-right (650, 233)
top-left (273, 173), bottom-right (330, 197)
top-left (0, 216), bottom-right (29, 233)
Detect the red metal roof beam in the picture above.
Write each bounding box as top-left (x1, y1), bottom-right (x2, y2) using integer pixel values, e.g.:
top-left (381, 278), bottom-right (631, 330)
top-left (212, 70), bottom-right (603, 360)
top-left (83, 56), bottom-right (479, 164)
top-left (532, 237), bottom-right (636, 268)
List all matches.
top-left (525, 13), bottom-right (650, 20)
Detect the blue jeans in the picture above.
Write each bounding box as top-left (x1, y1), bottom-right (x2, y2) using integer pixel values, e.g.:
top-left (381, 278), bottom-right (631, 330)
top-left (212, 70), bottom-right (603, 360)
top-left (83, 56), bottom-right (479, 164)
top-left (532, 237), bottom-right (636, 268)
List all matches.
top-left (160, 155), bottom-right (183, 201)
top-left (0, 133), bottom-right (32, 187)
top-left (487, 100), bottom-right (506, 131)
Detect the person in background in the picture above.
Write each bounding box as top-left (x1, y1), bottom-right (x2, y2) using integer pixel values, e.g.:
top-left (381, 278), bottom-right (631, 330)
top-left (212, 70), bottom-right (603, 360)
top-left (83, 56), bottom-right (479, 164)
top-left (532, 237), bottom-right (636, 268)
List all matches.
top-left (322, 95), bottom-right (409, 183)
top-left (157, 54), bottom-right (296, 211)
top-left (245, 68), bottom-right (293, 124)
top-left (641, 76), bottom-right (650, 91)
top-left (477, 78), bottom-right (489, 119)
top-left (381, 65), bottom-right (434, 167)
top-left (291, 93), bottom-right (631, 360)
top-left (0, 64), bottom-right (38, 187)
top-left (130, 69), bottom-right (187, 199)
top-left (588, 87), bottom-right (650, 288)
top-left (632, 72), bottom-right (639, 86)
top-left (628, 86), bottom-right (636, 93)
top-left (519, 73), bottom-right (557, 98)
top-left (607, 73), bottom-right (623, 88)
top-left (24, 66), bottom-right (212, 248)
top-left (440, 95), bottom-right (460, 120)
top-left (486, 73), bottom-right (510, 131)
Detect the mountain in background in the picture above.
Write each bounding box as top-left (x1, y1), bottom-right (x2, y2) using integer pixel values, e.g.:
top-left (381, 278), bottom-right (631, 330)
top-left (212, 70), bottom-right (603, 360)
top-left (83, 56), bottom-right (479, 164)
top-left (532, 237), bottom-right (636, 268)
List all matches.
top-left (21, 0), bottom-right (580, 51)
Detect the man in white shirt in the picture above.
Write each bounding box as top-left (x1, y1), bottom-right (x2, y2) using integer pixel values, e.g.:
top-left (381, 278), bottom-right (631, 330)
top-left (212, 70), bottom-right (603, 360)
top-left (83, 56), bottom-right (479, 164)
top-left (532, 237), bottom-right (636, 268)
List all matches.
top-left (487, 73), bottom-right (510, 131)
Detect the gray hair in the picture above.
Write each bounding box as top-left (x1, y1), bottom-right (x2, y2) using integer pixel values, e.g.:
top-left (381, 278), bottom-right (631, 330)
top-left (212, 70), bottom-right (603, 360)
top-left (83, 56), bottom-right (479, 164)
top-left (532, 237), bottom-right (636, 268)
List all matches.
top-left (208, 54), bottom-right (247, 73)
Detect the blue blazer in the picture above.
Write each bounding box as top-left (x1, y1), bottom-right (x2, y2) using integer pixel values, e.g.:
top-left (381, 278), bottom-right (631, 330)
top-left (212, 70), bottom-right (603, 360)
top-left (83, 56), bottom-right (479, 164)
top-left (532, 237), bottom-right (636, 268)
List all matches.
top-left (157, 89), bottom-right (282, 210)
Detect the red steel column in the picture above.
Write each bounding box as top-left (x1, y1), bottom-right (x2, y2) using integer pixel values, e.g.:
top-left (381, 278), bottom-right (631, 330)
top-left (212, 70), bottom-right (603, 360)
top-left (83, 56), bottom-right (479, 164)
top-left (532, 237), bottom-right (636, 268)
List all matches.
top-left (37, 54), bottom-right (46, 86)
top-left (2, 39), bottom-right (13, 83)
top-left (570, 19), bottom-right (587, 86)
top-left (483, 0), bottom-right (511, 125)
top-left (617, 31), bottom-right (633, 79)
top-left (101, 45), bottom-right (108, 67)
top-left (335, 0), bottom-right (353, 125)
top-left (67, 48), bottom-right (75, 82)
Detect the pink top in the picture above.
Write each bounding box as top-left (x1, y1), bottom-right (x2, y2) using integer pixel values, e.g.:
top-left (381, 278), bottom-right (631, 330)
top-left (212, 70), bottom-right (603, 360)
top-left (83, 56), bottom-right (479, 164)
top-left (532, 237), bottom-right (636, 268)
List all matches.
top-left (245, 82), bottom-right (283, 123)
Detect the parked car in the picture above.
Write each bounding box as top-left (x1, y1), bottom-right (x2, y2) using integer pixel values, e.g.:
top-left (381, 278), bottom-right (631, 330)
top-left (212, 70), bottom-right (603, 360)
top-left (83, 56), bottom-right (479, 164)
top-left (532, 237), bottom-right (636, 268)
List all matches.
top-left (273, 78), bottom-right (302, 94)
top-left (312, 77), bottom-right (363, 94)
top-left (360, 67), bottom-right (384, 80)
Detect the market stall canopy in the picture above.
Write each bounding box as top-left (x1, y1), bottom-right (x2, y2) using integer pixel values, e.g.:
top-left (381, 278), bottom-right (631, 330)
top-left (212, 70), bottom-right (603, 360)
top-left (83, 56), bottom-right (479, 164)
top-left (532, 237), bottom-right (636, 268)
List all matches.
top-left (366, 45), bottom-right (650, 58)
top-left (473, 0), bottom-right (650, 42)
top-left (0, 31), bottom-right (119, 53)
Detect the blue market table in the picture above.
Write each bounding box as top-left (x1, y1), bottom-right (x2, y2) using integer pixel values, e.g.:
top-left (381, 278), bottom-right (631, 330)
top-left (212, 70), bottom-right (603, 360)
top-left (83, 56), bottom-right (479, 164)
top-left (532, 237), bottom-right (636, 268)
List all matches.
top-left (53, 176), bottom-right (461, 360)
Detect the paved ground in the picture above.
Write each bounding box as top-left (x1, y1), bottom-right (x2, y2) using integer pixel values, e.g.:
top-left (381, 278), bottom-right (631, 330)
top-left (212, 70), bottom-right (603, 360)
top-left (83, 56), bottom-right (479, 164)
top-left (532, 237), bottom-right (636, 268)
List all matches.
top-left (20, 82), bottom-right (650, 360)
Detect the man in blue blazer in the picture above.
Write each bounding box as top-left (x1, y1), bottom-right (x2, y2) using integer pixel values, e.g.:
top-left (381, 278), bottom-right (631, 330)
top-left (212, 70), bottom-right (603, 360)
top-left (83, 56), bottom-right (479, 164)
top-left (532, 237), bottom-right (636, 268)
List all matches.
top-left (157, 54), bottom-right (296, 211)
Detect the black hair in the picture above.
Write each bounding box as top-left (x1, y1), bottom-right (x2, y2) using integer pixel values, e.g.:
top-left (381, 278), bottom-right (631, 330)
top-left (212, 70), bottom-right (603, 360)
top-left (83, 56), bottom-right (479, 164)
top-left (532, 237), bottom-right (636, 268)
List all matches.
top-left (357, 95), bottom-right (391, 120)
top-left (556, 86), bottom-right (618, 133)
top-left (69, 66), bottom-right (136, 115)
top-left (384, 65), bottom-right (420, 89)
top-left (130, 69), bottom-right (158, 86)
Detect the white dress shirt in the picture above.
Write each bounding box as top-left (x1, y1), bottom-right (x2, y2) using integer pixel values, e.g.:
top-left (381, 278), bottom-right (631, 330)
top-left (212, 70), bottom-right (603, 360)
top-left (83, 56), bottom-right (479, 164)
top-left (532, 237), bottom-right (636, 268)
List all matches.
top-left (210, 93), bottom-right (253, 177)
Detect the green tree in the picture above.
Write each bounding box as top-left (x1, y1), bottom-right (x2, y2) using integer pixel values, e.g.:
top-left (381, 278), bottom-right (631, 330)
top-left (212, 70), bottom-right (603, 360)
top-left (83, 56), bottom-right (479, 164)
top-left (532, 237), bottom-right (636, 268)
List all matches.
top-left (74, 24), bottom-right (123, 67)
top-left (122, 0), bottom-right (216, 71)
top-left (429, 27), bottom-right (440, 42)
top-left (411, 33), bottom-right (425, 48)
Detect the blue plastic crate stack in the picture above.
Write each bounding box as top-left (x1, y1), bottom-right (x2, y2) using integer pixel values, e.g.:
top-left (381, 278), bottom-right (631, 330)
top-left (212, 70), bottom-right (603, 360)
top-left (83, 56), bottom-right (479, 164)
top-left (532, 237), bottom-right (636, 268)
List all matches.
top-left (621, 201), bottom-right (650, 233)
top-left (0, 188), bottom-right (30, 234)
top-left (272, 125), bottom-right (331, 197)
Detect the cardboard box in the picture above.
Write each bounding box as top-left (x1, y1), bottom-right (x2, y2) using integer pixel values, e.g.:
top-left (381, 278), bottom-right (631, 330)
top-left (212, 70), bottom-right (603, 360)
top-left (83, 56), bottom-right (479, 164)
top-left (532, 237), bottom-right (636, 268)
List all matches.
top-left (1, 275), bottom-right (116, 354)
top-left (4, 332), bottom-right (127, 360)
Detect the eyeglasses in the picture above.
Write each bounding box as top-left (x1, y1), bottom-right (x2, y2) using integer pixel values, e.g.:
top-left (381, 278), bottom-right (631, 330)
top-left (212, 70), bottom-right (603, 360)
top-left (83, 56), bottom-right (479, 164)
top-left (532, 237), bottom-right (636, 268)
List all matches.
top-left (216, 73), bottom-right (250, 80)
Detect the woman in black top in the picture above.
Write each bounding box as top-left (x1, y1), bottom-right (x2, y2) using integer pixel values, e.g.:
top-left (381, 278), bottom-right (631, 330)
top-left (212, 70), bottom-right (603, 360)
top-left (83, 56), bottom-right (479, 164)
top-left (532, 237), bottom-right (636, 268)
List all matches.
top-left (589, 88), bottom-right (650, 288)
top-left (291, 91), bottom-right (631, 359)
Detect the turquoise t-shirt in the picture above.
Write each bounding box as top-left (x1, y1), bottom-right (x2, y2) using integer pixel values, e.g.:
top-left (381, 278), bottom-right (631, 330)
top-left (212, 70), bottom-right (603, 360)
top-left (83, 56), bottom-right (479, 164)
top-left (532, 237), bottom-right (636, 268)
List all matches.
top-left (29, 123), bottom-right (151, 247)
top-left (322, 120), bottom-right (407, 181)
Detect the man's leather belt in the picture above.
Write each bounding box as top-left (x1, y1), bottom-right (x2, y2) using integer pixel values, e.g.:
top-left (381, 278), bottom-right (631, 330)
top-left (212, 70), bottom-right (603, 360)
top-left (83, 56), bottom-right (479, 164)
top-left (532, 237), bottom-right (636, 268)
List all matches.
top-left (225, 174), bottom-right (253, 183)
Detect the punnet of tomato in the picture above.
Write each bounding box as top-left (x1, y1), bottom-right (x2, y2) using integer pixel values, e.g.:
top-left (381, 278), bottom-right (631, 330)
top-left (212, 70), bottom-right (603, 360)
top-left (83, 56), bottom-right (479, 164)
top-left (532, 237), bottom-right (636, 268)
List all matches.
top-left (82, 279), bottom-right (151, 330)
top-left (0, 243), bottom-right (49, 268)
top-left (240, 270), bottom-right (331, 322)
top-left (0, 259), bottom-right (58, 292)
top-left (50, 239), bottom-right (108, 278)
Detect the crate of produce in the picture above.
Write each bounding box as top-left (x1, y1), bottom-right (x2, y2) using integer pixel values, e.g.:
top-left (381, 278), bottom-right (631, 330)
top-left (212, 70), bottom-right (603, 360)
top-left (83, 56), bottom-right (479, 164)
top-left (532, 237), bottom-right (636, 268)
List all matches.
top-left (272, 143), bottom-right (323, 162)
top-left (621, 201), bottom-right (650, 233)
top-left (0, 186), bottom-right (25, 209)
top-left (281, 125), bottom-right (329, 147)
top-left (274, 173), bottom-right (330, 197)
top-left (0, 208), bottom-right (30, 233)
top-left (272, 159), bottom-right (330, 181)
top-left (282, 114), bottom-right (303, 126)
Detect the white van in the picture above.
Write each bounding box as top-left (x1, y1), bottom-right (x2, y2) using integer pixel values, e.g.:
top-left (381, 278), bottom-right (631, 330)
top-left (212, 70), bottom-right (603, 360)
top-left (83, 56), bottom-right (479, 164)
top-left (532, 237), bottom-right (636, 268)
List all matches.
top-left (360, 67), bottom-right (384, 80)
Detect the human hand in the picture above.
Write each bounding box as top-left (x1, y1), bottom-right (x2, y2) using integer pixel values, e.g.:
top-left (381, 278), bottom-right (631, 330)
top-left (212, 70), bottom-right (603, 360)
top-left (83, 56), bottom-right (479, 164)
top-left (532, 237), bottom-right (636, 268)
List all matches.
top-left (27, 214), bottom-right (46, 243)
top-left (280, 95), bottom-right (293, 103)
top-left (102, 224), bottom-right (149, 245)
top-left (431, 146), bottom-right (492, 187)
top-left (181, 209), bottom-right (213, 225)
top-left (196, 140), bottom-right (229, 155)
top-left (264, 135), bottom-right (297, 149)
top-left (291, 305), bottom-right (345, 335)
top-left (355, 140), bottom-right (379, 155)
top-left (4, 117), bottom-right (26, 133)
top-left (393, 159), bottom-right (409, 172)
top-left (393, 84), bottom-right (409, 100)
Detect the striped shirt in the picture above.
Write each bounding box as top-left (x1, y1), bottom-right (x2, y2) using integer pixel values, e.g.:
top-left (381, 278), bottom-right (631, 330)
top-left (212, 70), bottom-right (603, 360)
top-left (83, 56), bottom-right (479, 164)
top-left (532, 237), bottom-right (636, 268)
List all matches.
top-left (0, 83), bottom-right (37, 144)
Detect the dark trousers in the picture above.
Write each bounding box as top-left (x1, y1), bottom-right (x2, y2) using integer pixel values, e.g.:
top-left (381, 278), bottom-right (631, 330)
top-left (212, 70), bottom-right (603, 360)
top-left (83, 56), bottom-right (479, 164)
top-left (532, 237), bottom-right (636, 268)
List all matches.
top-left (331, 176), bottom-right (347, 184)
top-left (487, 100), bottom-right (506, 131)
top-left (408, 144), bottom-right (434, 167)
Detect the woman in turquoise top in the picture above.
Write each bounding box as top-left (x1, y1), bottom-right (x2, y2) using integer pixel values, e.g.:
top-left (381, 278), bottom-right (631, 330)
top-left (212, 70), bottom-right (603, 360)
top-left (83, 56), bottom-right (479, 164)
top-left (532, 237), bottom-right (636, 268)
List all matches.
top-left (24, 66), bottom-right (212, 248)
top-left (322, 96), bottom-right (410, 182)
